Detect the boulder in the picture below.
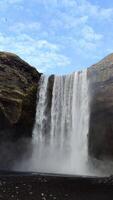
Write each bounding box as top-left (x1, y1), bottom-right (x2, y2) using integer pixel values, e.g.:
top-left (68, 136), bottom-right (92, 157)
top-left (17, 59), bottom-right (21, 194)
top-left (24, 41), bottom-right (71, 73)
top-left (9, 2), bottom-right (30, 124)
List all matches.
top-left (88, 53), bottom-right (113, 160)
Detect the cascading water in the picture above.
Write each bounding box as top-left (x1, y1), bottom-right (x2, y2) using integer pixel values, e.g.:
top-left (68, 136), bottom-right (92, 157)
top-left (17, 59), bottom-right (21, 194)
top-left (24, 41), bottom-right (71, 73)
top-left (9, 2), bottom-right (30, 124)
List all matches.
top-left (32, 69), bottom-right (90, 175)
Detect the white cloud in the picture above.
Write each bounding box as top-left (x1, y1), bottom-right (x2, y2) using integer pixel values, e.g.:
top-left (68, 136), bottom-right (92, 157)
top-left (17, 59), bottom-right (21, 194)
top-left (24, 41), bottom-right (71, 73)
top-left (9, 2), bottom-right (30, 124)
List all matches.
top-left (38, 0), bottom-right (113, 21)
top-left (36, 0), bottom-right (77, 9)
top-left (60, 23), bottom-right (103, 56)
top-left (9, 22), bottom-right (41, 33)
top-left (78, 39), bottom-right (97, 51)
top-left (43, 0), bottom-right (106, 62)
top-left (51, 14), bottom-right (88, 30)
top-left (77, 0), bottom-right (113, 20)
top-left (81, 26), bottom-right (103, 42)
top-left (3, 0), bottom-right (22, 4)
top-left (0, 0), bottom-right (23, 10)
top-left (0, 32), bottom-right (70, 73)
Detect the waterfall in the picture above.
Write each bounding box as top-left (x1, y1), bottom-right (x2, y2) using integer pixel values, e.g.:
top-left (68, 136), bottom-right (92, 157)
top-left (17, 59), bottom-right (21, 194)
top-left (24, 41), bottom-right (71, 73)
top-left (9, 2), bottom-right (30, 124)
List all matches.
top-left (33, 75), bottom-right (49, 143)
top-left (70, 70), bottom-right (89, 173)
top-left (32, 69), bottom-right (90, 175)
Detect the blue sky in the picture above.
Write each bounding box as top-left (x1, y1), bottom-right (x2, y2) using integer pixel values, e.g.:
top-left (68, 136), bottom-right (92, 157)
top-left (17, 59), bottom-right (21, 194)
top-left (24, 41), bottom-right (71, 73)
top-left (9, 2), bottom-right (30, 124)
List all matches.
top-left (0, 0), bottom-right (113, 74)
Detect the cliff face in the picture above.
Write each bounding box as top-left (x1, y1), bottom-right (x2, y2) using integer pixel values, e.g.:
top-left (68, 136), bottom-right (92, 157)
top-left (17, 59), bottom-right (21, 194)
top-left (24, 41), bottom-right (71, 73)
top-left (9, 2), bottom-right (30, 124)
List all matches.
top-left (88, 54), bottom-right (113, 160)
top-left (0, 52), bottom-right (41, 140)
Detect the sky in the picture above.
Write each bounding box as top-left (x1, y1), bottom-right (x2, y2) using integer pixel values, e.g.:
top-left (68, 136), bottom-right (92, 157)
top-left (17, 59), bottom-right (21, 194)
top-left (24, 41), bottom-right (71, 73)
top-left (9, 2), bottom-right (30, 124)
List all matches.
top-left (0, 0), bottom-right (113, 74)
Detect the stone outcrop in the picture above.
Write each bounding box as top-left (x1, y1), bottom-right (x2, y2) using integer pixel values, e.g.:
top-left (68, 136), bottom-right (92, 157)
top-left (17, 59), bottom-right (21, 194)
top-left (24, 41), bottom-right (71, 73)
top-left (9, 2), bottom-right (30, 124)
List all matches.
top-left (88, 53), bottom-right (113, 160)
top-left (0, 52), bottom-right (41, 140)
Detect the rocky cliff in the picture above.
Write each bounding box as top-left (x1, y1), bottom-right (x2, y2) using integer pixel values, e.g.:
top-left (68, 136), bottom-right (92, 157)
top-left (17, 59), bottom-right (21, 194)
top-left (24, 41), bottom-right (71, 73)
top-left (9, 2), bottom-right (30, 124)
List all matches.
top-left (0, 52), bottom-right (40, 140)
top-left (88, 53), bottom-right (113, 160)
top-left (0, 52), bottom-right (41, 169)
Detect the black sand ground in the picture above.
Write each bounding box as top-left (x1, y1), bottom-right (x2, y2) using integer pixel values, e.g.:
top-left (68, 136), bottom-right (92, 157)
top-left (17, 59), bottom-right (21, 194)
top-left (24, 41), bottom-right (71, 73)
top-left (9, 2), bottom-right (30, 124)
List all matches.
top-left (0, 172), bottom-right (113, 200)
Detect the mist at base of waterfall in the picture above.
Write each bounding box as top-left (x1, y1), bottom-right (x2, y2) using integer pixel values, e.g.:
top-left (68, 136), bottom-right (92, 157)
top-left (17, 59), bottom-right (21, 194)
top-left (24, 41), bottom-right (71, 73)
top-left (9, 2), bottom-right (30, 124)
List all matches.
top-left (13, 140), bottom-right (113, 177)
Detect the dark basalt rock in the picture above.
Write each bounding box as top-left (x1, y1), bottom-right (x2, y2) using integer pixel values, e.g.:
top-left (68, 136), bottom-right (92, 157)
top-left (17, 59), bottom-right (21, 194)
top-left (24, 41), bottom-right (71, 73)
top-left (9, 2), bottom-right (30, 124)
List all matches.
top-left (88, 53), bottom-right (113, 160)
top-left (0, 52), bottom-right (41, 169)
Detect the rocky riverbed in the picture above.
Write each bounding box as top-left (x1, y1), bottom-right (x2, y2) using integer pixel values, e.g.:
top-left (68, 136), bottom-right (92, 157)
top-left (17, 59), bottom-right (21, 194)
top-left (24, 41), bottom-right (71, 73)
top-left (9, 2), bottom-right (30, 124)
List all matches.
top-left (0, 172), bottom-right (113, 200)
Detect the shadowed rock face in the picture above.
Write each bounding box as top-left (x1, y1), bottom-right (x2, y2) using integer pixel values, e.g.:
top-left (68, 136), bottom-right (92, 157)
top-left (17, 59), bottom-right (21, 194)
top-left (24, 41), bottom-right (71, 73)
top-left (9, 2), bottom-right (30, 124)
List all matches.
top-left (88, 53), bottom-right (113, 160)
top-left (0, 52), bottom-right (41, 169)
top-left (0, 52), bottom-right (41, 140)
